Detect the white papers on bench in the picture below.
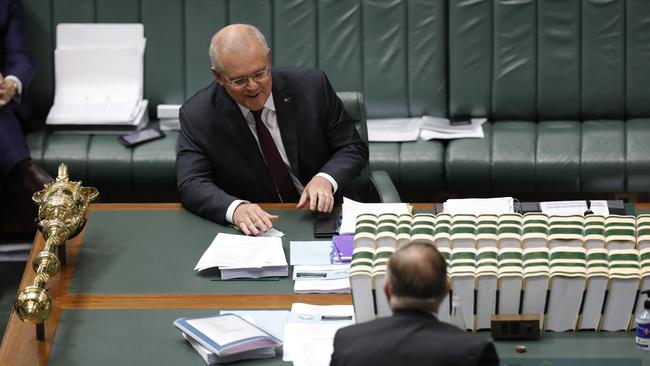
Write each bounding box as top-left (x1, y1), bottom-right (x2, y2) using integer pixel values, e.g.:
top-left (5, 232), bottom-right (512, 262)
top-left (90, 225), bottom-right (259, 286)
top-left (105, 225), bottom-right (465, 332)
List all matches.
top-left (194, 233), bottom-right (288, 279)
top-left (443, 197), bottom-right (515, 215)
top-left (46, 24), bottom-right (147, 128)
top-left (174, 314), bottom-right (282, 364)
top-left (283, 303), bottom-right (355, 366)
top-left (367, 116), bottom-right (487, 142)
top-left (540, 200), bottom-right (610, 216)
top-left (339, 197), bottom-right (410, 234)
top-left (157, 104), bottom-right (181, 131)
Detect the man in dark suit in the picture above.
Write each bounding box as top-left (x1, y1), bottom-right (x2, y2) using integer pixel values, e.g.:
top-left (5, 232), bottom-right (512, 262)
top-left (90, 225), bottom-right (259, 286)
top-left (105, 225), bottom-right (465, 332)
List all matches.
top-left (330, 242), bottom-right (500, 366)
top-left (177, 24), bottom-right (367, 235)
top-left (0, 0), bottom-right (52, 193)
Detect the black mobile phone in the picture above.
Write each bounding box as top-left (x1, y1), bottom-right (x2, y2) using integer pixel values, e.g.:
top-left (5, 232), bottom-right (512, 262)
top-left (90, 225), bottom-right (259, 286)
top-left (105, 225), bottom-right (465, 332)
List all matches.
top-left (313, 212), bottom-right (339, 238)
top-left (118, 128), bottom-right (165, 147)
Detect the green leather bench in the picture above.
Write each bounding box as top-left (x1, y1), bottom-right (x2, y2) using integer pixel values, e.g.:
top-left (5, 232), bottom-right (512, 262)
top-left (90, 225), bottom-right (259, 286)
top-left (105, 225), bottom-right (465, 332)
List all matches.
top-left (13, 0), bottom-right (650, 206)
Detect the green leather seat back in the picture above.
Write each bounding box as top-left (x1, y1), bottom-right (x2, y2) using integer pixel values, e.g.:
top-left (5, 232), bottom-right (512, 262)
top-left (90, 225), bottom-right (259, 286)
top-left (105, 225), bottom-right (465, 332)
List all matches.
top-left (446, 0), bottom-right (650, 193)
top-left (22, 0), bottom-right (448, 120)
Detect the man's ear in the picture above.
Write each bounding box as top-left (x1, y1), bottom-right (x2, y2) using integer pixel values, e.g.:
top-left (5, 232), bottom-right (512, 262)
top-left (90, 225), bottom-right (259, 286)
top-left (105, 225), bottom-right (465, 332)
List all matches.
top-left (384, 281), bottom-right (391, 303)
top-left (211, 66), bottom-right (225, 86)
top-left (267, 48), bottom-right (272, 68)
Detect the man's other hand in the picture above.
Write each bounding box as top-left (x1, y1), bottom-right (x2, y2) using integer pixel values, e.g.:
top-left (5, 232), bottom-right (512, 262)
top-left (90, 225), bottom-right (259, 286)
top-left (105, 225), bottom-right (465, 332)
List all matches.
top-left (297, 176), bottom-right (334, 213)
top-left (0, 78), bottom-right (17, 107)
top-left (233, 203), bottom-right (279, 236)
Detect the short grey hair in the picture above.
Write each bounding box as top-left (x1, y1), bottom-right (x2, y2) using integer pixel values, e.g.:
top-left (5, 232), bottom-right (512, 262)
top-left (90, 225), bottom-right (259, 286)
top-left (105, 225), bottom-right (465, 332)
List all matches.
top-left (209, 24), bottom-right (269, 73)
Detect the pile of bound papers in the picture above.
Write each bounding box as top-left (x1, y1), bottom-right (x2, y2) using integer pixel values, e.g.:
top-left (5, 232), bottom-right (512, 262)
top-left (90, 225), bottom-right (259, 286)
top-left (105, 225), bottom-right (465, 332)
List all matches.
top-left (367, 116), bottom-right (487, 142)
top-left (174, 314), bottom-right (282, 364)
top-left (194, 233), bottom-right (288, 279)
top-left (157, 104), bottom-right (181, 131)
top-left (46, 23), bottom-right (148, 132)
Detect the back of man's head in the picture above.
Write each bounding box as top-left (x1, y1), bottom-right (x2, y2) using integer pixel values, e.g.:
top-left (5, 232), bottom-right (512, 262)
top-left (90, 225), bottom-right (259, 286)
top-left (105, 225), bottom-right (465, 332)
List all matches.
top-left (386, 242), bottom-right (448, 312)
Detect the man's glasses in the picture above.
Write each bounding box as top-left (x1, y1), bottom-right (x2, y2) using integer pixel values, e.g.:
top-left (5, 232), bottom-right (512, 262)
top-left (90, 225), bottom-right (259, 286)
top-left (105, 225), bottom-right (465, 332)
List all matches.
top-left (225, 68), bottom-right (271, 88)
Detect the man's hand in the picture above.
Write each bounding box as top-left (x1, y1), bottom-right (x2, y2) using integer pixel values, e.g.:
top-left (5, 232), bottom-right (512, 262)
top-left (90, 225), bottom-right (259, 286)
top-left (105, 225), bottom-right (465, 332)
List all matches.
top-left (0, 77), bottom-right (17, 108)
top-left (233, 203), bottom-right (279, 236)
top-left (296, 176), bottom-right (334, 213)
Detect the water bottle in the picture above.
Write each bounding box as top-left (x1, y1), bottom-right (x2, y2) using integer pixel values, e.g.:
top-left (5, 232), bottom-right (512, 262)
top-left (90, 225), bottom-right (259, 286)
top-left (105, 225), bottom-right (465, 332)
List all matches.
top-left (450, 295), bottom-right (466, 330)
top-left (636, 290), bottom-right (650, 350)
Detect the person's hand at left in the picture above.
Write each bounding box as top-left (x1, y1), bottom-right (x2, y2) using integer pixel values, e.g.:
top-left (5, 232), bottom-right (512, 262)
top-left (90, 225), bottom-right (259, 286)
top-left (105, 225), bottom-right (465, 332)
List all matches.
top-left (297, 175), bottom-right (334, 213)
top-left (0, 78), bottom-right (17, 108)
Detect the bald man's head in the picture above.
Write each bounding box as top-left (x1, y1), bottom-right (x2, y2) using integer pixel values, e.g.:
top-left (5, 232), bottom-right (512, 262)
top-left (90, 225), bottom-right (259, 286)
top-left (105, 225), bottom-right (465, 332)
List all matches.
top-left (386, 242), bottom-right (449, 312)
top-left (209, 24), bottom-right (269, 72)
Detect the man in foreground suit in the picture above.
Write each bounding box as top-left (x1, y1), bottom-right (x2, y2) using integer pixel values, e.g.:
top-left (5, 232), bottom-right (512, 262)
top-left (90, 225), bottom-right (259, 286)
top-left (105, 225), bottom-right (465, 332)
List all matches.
top-left (176, 24), bottom-right (368, 235)
top-left (330, 242), bottom-right (500, 366)
top-left (1, 0), bottom-right (52, 193)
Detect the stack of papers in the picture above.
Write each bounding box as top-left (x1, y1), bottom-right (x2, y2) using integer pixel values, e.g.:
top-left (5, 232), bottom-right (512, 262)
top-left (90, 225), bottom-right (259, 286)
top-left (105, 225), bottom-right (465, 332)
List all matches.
top-left (0, 243), bottom-right (31, 262)
top-left (339, 197), bottom-right (410, 234)
top-left (283, 303), bottom-right (355, 366)
top-left (174, 314), bottom-right (282, 364)
top-left (293, 264), bottom-right (351, 293)
top-left (194, 233), bottom-right (288, 279)
top-left (443, 197), bottom-right (515, 215)
top-left (46, 24), bottom-right (148, 132)
top-left (367, 116), bottom-right (487, 142)
top-left (157, 104), bottom-right (181, 131)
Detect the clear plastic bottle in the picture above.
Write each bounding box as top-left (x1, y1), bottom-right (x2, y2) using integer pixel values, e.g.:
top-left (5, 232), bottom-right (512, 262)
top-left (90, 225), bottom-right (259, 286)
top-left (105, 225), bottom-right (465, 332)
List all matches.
top-left (636, 290), bottom-right (650, 350)
top-left (450, 295), bottom-right (466, 330)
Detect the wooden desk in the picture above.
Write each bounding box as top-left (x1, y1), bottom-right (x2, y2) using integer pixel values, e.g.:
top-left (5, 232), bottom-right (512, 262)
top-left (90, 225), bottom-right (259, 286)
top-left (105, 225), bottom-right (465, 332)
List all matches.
top-left (0, 203), bottom-right (355, 366)
top-left (2, 203), bottom-right (650, 366)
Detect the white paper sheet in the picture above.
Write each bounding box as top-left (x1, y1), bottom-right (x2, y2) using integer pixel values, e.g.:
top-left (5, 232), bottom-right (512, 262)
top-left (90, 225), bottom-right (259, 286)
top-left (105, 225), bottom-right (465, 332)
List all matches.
top-left (339, 197), bottom-right (409, 234)
top-left (443, 197), bottom-right (515, 215)
top-left (194, 233), bottom-right (287, 271)
top-left (540, 200), bottom-right (609, 216)
top-left (367, 118), bottom-right (422, 142)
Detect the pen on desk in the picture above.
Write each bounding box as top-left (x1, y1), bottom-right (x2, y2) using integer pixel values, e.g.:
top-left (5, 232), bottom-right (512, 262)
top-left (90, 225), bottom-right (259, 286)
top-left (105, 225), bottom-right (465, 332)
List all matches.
top-left (296, 272), bottom-right (327, 278)
top-left (321, 315), bottom-right (353, 321)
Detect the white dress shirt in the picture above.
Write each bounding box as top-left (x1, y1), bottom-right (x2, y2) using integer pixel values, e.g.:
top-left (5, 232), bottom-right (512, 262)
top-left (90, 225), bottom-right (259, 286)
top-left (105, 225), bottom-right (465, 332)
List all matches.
top-left (225, 93), bottom-right (338, 223)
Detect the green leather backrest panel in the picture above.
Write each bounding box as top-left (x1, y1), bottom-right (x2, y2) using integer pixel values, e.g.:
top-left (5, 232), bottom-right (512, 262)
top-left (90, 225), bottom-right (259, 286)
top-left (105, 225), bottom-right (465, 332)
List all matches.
top-left (22, 0), bottom-right (448, 120)
top-left (626, 0), bottom-right (650, 118)
top-left (448, 0), bottom-right (650, 120)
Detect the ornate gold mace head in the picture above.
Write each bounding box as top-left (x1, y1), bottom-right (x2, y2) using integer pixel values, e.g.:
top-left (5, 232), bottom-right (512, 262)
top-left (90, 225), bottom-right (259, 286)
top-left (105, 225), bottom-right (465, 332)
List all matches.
top-left (14, 164), bottom-right (98, 324)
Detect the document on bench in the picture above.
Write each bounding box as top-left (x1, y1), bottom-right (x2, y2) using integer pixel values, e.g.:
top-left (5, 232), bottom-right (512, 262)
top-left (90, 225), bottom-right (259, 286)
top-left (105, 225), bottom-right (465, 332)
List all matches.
top-left (367, 117), bottom-right (422, 142)
top-left (339, 197), bottom-right (410, 234)
top-left (283, 303), bottom-right (354, 366)
top-left (540, 200), bottom-right (609, 216)
top-left (443, 197), bottom-right (514, 215)
top-left (194, 233), bottom-right (287, 279)
top-left (420, 116), bottom-right (486, 140)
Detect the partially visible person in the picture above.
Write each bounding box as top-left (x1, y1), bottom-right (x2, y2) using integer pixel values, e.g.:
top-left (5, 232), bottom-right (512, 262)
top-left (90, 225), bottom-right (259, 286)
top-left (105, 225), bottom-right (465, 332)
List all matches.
top-left (330, 242), bottom-right (500, 366)
top-left (0, 0), bottom-right (52, 194)
top-left (176, 24), bottom-right (368, 235)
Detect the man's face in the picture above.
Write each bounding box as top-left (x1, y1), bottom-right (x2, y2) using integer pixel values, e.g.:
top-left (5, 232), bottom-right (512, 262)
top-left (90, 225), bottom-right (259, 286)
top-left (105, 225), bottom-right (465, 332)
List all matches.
top-left (212, 45), bottom-right (272, 111)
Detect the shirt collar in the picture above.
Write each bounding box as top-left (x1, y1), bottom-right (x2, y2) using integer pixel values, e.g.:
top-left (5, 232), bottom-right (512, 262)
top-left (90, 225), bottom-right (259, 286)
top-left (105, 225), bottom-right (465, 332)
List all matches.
top-left (237, 92), bottom-right (276, 117)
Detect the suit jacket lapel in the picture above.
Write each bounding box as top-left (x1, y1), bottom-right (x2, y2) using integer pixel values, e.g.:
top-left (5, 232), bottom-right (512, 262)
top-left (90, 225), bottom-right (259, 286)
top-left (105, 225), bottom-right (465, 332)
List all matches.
top-left (272, 75), bottom-right (300, 181)
top-left (214, 86), bottom-right (277, 199)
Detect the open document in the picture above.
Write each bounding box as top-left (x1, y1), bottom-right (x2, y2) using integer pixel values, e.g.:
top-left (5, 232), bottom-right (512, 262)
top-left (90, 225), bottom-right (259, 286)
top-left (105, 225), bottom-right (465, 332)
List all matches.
top-left (283, 303), bottom-right (354, 366)
top-left (194, 233), bottom-right (288, 279)
top-left (46, 24), bottom-right (147, 127)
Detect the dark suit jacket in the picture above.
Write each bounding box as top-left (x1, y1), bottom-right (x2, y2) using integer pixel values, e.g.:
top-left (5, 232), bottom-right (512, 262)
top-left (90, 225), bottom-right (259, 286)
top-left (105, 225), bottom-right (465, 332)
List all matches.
top-left (330, 310), bottom-right (500, 366)
top-left (176, 68), bottom-right (368, 224)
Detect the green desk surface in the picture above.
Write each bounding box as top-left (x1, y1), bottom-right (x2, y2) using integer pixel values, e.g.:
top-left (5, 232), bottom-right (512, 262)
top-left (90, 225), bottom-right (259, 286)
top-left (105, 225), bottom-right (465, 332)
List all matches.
top-left (69, 209), bottom-right (320, 294)
top-left (48, 308), bottom-right (649, 366)
top-left (48, 309), bottom-right (289, 366)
